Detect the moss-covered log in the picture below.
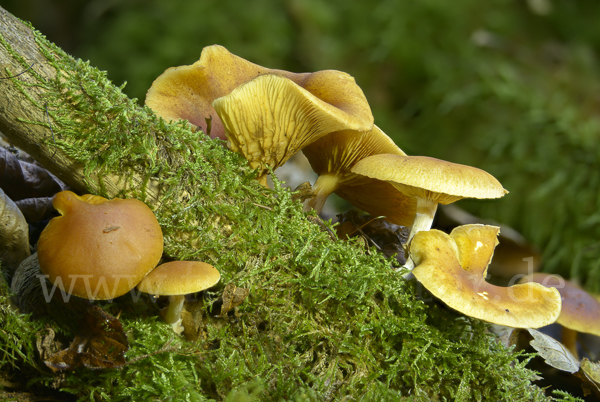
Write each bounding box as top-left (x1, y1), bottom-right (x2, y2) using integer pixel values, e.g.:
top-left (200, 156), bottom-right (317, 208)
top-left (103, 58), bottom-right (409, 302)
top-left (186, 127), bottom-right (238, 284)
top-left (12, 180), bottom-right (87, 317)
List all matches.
top-left (0, 6), bottom-right (570, 401)
top-left (0, 6), bottom-right (165, 205)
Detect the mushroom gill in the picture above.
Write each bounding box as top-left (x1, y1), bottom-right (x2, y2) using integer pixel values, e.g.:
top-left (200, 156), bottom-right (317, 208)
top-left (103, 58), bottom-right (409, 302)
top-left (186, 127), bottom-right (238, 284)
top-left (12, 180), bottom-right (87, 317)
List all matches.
top-left (213, 73), bottom-right (374, 185)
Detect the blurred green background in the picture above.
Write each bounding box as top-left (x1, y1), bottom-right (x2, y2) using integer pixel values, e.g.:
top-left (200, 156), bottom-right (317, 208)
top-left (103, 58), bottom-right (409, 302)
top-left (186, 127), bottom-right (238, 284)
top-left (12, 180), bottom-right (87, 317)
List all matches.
top-left (4, 0), bottom-right (600, 291)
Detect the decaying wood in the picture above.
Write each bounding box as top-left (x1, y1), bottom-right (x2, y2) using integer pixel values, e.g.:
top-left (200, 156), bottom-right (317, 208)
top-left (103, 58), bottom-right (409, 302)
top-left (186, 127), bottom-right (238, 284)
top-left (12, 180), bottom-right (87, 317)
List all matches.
top-left (0, 187), bottom-right (30, 280)
top-left (0, 6), bottom-right (160, 204)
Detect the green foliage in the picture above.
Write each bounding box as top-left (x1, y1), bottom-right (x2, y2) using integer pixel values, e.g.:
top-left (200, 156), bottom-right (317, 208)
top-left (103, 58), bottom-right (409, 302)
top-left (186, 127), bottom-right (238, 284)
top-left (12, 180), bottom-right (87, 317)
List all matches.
top-left (551, 390), bottom-right (584, 402)
top-left (55, 317), bottom-right (210, 401)
top-left (0, 288), bottom-right (45, 379)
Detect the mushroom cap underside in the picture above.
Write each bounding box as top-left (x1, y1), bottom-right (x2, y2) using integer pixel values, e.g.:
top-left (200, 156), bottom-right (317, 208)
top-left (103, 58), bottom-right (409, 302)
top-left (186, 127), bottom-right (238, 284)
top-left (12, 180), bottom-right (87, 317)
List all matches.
top-left (302, 125), bottom-right (405, 175)
top-left (213, 73), bottom-right (374, 173)
top-left (301, 125), bottom-right (415, 225)
top-left (334, 179), bottom-right (416, 227)
top-left (146, 44), bottom-right (373, 142)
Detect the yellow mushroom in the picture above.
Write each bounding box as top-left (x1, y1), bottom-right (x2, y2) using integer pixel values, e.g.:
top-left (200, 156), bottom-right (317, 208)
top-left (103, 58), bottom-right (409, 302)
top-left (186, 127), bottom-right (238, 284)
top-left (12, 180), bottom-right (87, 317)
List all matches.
top-left (410, 224), bottom-right (561, 328)
top-left (351, 154), bottom-right (508, 243)
top-left (519, 273), bottom-right (600, 359)
top-left (301, 125), bottom-right (415, 227)
top-left (137, 261), bottom-right (221, 334)
top-left (146, 44), bottom-right (373, 149)
top-left (213, 73), bottom-right (374, 186)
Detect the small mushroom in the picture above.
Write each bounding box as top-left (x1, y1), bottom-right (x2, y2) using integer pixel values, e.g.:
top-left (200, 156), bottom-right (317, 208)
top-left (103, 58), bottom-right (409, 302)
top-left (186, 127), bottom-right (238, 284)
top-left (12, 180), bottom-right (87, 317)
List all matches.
top-left (137, 261), bottom-right (221, 334)
top-left (411, 224), bottom-right (561, 328)
top-left (301, 126), bottom-right (416, 226)
top-left (519, 273), bottom-right (600, 359)
top-left (36, 191), bottom-right (163, 300)
top-left (351, 155), bottom-right (508, 243)
top-left (213, 73), bottom-right (374, 186)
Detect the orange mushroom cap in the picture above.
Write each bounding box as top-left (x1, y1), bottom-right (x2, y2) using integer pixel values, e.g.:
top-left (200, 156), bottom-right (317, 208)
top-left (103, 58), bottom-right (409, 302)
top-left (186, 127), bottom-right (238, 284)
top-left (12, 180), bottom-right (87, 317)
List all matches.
top-left (37, 191), bottom-right (163, 300)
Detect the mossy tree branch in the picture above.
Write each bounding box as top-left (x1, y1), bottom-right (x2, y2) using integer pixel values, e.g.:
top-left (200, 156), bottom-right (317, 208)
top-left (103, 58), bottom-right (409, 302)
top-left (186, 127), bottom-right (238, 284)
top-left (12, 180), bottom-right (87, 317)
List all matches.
top-left (0, 6), bottom-right (261, 256)
top-left (0, 6), bottom-right (160, 202)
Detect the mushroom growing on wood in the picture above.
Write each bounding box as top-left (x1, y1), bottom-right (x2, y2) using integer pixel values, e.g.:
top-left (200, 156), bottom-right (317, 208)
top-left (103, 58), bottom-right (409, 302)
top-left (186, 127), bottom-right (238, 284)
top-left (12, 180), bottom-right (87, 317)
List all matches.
top-left (36, 191), bottom-right (163, 300)
top-left (137, 261), bottom-right (221, 334)
top-left (145, 44), bottom-right (269, 140)
top-left (213, 73), bottom-right (374, 186)
top-left (519, 273), bottom-right (600, 359)
top-left (411, 224), bottom-right (561, 328)
top-left (351, 155), bottom-right (508, 244)
top-left (146, 44), bottom-right (373, 145)
top-left (301, 126), bottom-right (416, 226)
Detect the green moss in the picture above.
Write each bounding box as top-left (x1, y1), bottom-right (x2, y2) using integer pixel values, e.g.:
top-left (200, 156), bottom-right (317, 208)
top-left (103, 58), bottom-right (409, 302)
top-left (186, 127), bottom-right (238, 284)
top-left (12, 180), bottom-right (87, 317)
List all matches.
top-left (0, 16), bottom-right (577, 401)
top-left (0, 293), bottom-right (44, 378)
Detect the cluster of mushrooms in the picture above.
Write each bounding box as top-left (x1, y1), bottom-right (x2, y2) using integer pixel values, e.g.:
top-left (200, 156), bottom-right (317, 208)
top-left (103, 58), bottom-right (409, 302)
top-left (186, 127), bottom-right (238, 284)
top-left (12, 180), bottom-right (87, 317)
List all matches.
top-left (12, 191), bottom-right (220, 334)
top-left (16, 45), bottom-right (599, 349)
top-left (145, 44), bottom-right (600, 348)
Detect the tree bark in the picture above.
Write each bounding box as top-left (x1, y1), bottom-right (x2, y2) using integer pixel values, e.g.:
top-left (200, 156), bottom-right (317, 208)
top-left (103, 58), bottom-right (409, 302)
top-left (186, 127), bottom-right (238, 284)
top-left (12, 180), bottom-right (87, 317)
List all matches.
top-left (0, 6), bottom-right (260, 257)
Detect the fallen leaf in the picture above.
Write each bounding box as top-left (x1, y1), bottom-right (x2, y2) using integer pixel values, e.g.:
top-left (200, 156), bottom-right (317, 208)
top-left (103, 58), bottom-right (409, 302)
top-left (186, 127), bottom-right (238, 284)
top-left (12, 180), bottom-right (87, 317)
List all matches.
top-left (0, 147), bottom-right (67, 222)
top-left (509, 328), bottom-right (600, 397)
top-left (43, 304), bottom-right (129, 371)
top-left (36, 327), bottom-right (64, 361)
top-left (577, 358), bottom-right (600, 398)
top-left (35, 327), bottom-right (66, 388)
top-left (220, 283), bottom-right (249, 317)
top-left (14, 197), bottom-right (56, 223)
top-left (510, 328), bottom-right (580, 373)
top-left (0, 147), bottom-right (66, 199)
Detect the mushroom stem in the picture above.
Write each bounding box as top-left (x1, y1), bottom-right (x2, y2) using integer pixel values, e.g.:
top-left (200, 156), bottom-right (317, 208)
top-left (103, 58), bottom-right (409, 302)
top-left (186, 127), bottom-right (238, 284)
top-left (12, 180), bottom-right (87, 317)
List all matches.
top-left (257, 174), bottom-right (269, 187)
top-left (303, 174), bottom-right (340, 213)
top-left (401, 198), bottom-right (439, 275)
top-left (161, 295), bottom-right (186, 325)
top-left (408, 197), bottom-right (439, 242)
top-left (400, 259), bottom-right (416, 275)
top-left (561, 327), bottom-right (579, 360)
